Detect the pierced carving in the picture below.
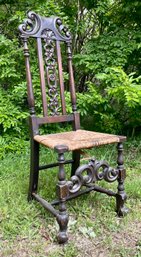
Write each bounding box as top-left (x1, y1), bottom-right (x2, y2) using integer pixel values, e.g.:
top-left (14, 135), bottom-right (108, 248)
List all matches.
top-left (93, 159), bottom-right (119, 182)
top-left (67, 159), bottom-right (119, 194)
top-left (18, 11), bottom-right (41, 36)
top-left (43, 31), bottom-right (60, 116)
top-left (41, 28), bottom-right (56, 40)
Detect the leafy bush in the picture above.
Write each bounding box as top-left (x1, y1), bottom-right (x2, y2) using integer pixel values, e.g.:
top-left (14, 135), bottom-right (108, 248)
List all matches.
top-left (0, 35), bottom-right (29, 157)
top-left (73, 28), bottom-right (141, 134)
top-left (74, 28), bottom-right (141, 77)
top-left (74, 67), bottom-right (141, 134)
top-left (1, 0), bottom-right (141, 158)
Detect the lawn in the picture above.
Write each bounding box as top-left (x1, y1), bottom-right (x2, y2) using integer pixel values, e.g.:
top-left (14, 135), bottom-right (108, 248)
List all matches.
top-left (0, 137), bottom-right (141, 257)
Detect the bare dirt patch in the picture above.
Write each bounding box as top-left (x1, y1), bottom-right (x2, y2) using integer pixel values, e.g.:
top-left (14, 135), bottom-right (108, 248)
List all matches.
top-left (1, 219), bottom-right (141, 257)
top-left (75, 220), bottom-right (141, 257)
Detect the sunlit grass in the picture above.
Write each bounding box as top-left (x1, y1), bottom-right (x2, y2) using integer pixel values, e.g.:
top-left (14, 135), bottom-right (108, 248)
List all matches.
top-left (0, 137), bottom-right (141, 256)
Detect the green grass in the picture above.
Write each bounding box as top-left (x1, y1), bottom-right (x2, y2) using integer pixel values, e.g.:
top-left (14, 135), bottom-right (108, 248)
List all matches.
top-left (0, 137), bottom-right (141, 256)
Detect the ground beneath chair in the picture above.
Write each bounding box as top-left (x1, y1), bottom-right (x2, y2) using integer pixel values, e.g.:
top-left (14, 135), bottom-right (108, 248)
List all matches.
top-left (1, 218), bottom-right (141, 257)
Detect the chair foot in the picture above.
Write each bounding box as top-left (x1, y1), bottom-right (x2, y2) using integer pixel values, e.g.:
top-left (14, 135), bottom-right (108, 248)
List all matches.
top-left (116, 193), bottom-right (128, 216)
top-left (57, 212), bottom-right (69, 244)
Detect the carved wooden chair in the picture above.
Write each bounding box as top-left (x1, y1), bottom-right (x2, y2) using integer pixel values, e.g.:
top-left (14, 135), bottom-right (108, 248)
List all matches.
top-left (19, 11), bottom-right (128, 244)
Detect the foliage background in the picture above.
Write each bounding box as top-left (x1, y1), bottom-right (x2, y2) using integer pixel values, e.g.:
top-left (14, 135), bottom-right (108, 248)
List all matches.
top-left (0, 0), bottom-right (141, 157)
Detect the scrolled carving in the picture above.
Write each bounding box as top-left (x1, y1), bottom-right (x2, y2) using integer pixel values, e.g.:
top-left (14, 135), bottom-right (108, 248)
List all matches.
top-left (90, 159), bottom-right (119, 183)
top-left (19, 11), bottom-right (71, 42)
top-left (67, 175), bottom-right (82, 194)
top-left (104, 166), bottom-right (119, 182)
top-left (75, 163), bottom-right (96, 184)
top-left (67, 162), bottom-right (96, 194)
top-left (67, 158), bottom-right (119, 194)
top-left (18, 11), bottom-right (41, 36)
top-left (56, 18), bottom-right (71, 40)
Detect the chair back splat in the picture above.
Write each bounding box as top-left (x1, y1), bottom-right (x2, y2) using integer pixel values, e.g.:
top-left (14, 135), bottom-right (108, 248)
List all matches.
top-left (19, 11), bottom-right (128, 244)
top-left (19, 11), bottom-right (80, 132)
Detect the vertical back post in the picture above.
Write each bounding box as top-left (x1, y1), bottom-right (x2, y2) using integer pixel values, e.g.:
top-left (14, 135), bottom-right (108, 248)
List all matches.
top-left (66, 41), bottom-right (80, 129)
top-left (66, 42), bottom-right (77, 112)
top-left (23, 37), bottom-right (35, 115)
top-left (56, 40), bottom-right (66, 115)
top-left (37, 38), bottom-right (48, 116)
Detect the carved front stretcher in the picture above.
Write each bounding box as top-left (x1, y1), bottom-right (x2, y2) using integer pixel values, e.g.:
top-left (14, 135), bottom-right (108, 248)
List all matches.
top-left (19, 11), bottom-right (128, 244)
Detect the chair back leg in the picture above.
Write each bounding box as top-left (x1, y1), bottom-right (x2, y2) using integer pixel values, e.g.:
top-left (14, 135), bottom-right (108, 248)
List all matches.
top-left (28, 140), bottom-right (39, 201)
top-left (71, 150), bottom-right (80, 176)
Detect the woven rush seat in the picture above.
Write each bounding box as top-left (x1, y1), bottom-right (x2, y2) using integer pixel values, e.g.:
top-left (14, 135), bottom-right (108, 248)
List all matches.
top-left (34, 129), bottom-right (126, 151)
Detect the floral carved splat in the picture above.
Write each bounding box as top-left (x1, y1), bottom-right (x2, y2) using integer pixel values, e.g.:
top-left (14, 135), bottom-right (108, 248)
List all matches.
top-left (43, 29), bottom-right (60, 116)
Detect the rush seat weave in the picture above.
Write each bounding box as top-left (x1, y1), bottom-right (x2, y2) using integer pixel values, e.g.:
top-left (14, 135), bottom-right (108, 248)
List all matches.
top-left (34, 130), bottom-right (126, 151)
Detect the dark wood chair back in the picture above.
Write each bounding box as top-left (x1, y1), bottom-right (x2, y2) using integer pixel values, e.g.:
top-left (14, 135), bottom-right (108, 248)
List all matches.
top-left (19, 11), bottom-right (80, 133)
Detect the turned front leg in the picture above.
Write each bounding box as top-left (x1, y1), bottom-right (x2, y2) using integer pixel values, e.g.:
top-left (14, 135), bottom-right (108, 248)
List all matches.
top-left (116, 142), bottom-right (128, 216)
top-left (55, 145), bottom-right (69, 244)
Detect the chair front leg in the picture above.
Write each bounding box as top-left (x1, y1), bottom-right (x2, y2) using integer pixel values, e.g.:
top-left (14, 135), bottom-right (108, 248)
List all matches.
top-left (28, 139), bottom-right (39, 201)
top-left (116, 142), bottom-right (128, 216)
top-left (55, 145), bottom-right (69, 244)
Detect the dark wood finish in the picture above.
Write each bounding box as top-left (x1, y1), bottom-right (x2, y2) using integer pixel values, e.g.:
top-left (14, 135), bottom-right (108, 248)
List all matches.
top-left (28, 139), bottom-right (39, 201)
top-left (55, 145), bottom-right (69, 243)
top-left (71, 150), bottom-right (80, 176)
top-left (51, 185), bottom-right (116, 206)
top-left (73, 112), bottom-right (80, 130)
top-left (37, 38), bottom-right (48, 116)
top-left (39, 159), bottom-right (73, 171)
top-left (56, 40), bottom-right (66, 115)
top-left (32, 193), bottom-right (59, 217)
top-left (28, 116), bottom-right (39, 200)
top-left (23, 38), bottom-right (35, 115)
top-left (66, 42), bottom-right (77, 112)
top-left (116, 143), bottom-right (128, 216)
top-left (19, 11), bottom-right (128, 244)
top-left (37, 114), bottom-right (74, 125)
